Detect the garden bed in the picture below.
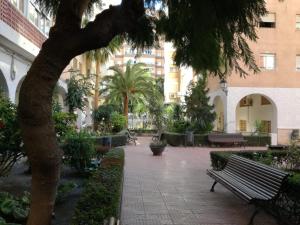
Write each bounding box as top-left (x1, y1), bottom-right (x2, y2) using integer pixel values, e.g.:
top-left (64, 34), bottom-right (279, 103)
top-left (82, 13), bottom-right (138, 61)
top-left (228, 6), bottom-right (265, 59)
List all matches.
top-left (72, 148), bottom-right (125, 225)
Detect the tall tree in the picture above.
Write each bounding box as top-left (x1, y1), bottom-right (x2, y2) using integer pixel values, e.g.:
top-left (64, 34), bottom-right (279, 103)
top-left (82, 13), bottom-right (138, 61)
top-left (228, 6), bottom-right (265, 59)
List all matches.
top-left (101, 61), bottom-right (153, 123)
top-left (84, 36), bottom-right (122, 130)
top-left (16, 0), bottom-right (266, 224)
top-left (185, 77), bottom-right (216, 133)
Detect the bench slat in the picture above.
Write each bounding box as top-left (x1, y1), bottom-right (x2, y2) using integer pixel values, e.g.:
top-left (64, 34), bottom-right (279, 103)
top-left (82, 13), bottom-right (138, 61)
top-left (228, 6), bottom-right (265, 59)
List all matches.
top-left (207, 155), bottom-right (289, 204)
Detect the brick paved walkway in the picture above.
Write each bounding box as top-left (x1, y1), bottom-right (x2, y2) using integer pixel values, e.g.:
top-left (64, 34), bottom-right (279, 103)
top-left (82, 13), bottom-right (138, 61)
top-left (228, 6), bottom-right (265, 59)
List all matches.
top-left (121, 137), bottom-right (278, 225)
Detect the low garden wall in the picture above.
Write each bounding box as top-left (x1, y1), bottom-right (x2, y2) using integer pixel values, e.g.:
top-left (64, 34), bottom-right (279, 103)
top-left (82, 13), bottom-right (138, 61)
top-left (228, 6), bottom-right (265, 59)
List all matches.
top-left (73, 148), bottom-right (125, 225)
top-left (161, 132), bottom-right (271, 147)
top-left (209, 150), bottom-right (300, 225)
top-left (91, 135), bottom-right (127, 147)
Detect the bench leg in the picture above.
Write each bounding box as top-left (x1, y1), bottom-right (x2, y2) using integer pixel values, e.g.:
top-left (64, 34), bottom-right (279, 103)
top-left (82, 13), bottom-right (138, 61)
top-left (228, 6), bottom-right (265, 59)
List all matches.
top-left (248, 208), bottom-right (259, 225)
top-left (210, 181), bottom-right (217, 192)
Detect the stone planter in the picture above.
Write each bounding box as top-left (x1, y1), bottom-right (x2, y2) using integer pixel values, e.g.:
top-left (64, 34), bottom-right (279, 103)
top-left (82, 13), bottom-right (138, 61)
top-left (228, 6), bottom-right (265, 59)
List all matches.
top-left (150, 145), bottom-right (165, 156)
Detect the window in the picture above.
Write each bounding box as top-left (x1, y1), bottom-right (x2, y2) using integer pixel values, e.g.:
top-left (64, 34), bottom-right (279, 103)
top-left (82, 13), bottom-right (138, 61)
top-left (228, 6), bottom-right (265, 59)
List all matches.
top-left (260, 53), bottom-right (275, 70)
top-left (10, 0), bottom-right (24, 12)
top-left (259, 13), bottom-right (276, 28)
top-left (143, 49), bottom-right (152, 55)
top-left (28, 3), bottom-right (39, 27)
top-left (261, 96), bottom-right (271, 105)
top-left (296, 55), bottom-right (300, 71)
top-left (239, 120), bottom-right (247, 132)
top-left (296, 15), bottom-right (300, 29)
top-left (261, 120), bottom-right (271, 133)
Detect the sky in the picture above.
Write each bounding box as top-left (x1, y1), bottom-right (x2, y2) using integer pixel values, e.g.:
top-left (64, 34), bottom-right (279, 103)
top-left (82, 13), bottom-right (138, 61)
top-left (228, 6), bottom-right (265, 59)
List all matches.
top-left (102, 0), bottom-right (122, 9)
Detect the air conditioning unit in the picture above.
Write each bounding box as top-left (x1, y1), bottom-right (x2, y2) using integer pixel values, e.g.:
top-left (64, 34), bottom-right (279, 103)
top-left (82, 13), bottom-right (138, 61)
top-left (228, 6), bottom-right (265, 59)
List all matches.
top-left (240, 97), bottom-right (253, 106)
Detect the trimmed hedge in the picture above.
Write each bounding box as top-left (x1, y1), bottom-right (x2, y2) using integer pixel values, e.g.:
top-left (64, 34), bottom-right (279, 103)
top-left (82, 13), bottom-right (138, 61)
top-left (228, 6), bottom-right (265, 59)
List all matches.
top-left (73, 148), bottom-right (124, 225)
top-left (162, 132), bottom-right (270, 147)
top-left (162, 132), bottom-right (185, 146)
top-left (92, 135), bottom-right (127, 147)
top-left (131, 129), bottom-right (157, 134)
top-left (243, 135), bottom-right (271, 146)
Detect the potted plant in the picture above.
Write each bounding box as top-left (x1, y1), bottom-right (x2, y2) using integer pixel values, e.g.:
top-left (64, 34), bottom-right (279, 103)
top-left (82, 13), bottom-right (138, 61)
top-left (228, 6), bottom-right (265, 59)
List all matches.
top-left (149, 140), bottom-right (167, 156)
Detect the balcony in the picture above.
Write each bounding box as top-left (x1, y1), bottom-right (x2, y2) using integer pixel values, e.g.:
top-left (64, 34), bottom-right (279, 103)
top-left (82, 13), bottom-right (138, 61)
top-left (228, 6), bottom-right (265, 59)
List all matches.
top-left (0, 0), bottom-right (47, 48)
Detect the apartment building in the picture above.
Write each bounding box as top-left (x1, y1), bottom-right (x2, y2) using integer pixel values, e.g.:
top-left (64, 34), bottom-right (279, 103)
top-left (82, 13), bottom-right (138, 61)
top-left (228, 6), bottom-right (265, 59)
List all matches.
top-left (112, 42), bottom-right (194, 103)
top-left (0, 0), bottom-right (67, 109)
top-left (207, 0), bottom-right (300, 145)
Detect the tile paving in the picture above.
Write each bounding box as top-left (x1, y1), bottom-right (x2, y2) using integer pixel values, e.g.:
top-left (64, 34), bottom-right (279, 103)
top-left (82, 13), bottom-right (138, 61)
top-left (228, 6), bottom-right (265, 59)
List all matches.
top-left (121, 137), bottom-right (278, 225)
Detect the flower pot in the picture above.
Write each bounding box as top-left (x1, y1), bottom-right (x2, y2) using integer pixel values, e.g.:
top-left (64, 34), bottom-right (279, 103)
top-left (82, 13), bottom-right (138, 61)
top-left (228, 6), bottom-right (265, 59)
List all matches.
top-left (150, 146), bottom-right (165, 156)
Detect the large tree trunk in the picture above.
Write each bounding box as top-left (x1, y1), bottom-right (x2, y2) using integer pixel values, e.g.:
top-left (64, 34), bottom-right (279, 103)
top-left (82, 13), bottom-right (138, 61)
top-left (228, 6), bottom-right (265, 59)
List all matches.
top-left (123, 94), bottom-right (129, 127)
top-left (18, 40), bottom-right (72, 225)
top-left (93, 60), bottom-right (101, 131)
top-left (17, 1), bottom-right (145, 224)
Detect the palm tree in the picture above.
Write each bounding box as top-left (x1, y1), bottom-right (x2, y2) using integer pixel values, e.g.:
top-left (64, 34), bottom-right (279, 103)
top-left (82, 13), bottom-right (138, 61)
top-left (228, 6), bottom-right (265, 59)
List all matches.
top-left (101, 61), bottom-right (154, 124)
top-left (84, 36), bottom-right (122, 130)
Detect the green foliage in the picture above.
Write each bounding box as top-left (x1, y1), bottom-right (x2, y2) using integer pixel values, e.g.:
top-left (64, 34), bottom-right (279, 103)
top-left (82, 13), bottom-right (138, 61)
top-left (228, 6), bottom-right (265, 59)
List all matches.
top-left (93, 104), bottom-right (118, 123)
top-left (0, 94), bottom-right (22, 153)
top-left (0, 94), bottom-right (23, 176)
top-left (150, 140), bottom-right (166, 148)
top-left (169, 120), bottom-right (191, 133)
top-left (63, 131), bottom-right (96, 172)
top-left (286, 142), bottom-right (300, 170)
top-left (148, 89), bottom-right (165, 132)
top-left (0, 191), bottom-right (30, 224)
top-left (53, 112), bottom-right (76, 141)
top-left (66, 73), bottom-right (93, 113)
top-left (185, 78), bottom-right (216, 134)
top-left (73, 148), bottom-right (124, 225)
top-left (101, 60), bottom-right (154, 117)
top-left (110, 112), bottom-right (126, 133)
top-left (243, 135), bottom-right (271, 146)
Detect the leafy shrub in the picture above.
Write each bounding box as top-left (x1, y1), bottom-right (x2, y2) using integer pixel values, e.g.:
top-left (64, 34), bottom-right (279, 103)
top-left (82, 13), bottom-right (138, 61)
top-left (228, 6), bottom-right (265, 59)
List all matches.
top-left (73, 148), bottom-right (124, 225)
top-left (243, 135), bottom-right (271, 146)
top-left (0, 94), bottom-right (23, 176)
top-left (110, 112), bottom-right (126, 133)
top-left (53, 112), bottom-right (76, 141)
top-left (63, 131), bottom-right (96, 172)
top-left (93, 105), bottom-right (118, 124)
top-left (169, 120), bottom-right (191, 133)
top-left (163, 132), bottom-right (185, 146)
top-left (0, 191), bottom-right (30, 224)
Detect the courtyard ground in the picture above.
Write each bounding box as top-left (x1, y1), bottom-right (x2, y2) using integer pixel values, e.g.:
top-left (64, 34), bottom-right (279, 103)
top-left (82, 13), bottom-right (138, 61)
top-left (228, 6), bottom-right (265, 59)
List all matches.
top-left (121, 137), bottom-right (278, 225)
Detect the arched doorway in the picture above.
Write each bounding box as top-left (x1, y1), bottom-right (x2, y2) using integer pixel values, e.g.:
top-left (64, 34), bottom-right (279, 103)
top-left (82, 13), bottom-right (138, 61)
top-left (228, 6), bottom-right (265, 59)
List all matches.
top-left (213, 96), bottom-right (225, 132)
top-left (235, 94), bottom-right (277, 135)
top-left (0, 69), bottom-right (9, 98)
top-left (15, 77), bottom-right (25, 105)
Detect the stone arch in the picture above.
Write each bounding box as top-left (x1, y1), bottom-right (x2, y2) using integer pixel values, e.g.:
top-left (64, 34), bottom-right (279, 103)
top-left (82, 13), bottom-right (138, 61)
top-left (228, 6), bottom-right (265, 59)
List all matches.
top-left (15, 77), bottom-right (25, 105)
top-left (235, 93), bottom-right (278, 135)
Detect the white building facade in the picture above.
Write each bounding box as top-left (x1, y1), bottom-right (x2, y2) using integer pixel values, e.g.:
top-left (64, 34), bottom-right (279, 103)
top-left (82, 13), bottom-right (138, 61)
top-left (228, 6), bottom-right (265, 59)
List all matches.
top-left (0, 0), bottom-right (67, 108)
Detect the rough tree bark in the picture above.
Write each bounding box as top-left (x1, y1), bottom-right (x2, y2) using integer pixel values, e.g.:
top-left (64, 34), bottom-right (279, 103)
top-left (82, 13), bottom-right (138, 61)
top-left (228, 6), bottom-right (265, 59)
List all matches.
top-left (17, 0), bottom-right (145, 224)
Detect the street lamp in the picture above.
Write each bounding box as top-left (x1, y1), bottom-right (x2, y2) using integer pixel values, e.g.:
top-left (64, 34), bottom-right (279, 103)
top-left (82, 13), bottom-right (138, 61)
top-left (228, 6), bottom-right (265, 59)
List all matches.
top-left (220, 79), bottom-right (228, 96)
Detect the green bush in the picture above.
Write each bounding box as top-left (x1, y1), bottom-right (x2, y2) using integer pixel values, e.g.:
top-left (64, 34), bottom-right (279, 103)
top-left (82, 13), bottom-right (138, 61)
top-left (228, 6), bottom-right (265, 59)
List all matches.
top-left (0, 191), bottom-right (30, 224)
top-left (110, 112), bottom-right (126, 133)
top-left (0, 94), bottom-right (23, 176)
top-left (53, 112), bottom-right (76, 141)
top-left (243, 135), bottom-right (271, 146)
top-left (73, 148), bottom-right (124, 225)
top-left (63, 131), bottom-right (96, 172)
top-left (169, 120), bottom-right (191, 133)
top-left (162, 132), bottom-right (185, 146)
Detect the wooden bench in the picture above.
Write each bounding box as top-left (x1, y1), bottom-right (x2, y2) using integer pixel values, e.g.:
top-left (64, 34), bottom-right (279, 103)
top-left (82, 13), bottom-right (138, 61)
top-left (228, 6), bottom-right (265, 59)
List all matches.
top-left (207, 155), bottom-right (290, 225)
top-left (208, 133), bottom-right (247, 147)
top-left (126, 129), bottom-right (137, 145)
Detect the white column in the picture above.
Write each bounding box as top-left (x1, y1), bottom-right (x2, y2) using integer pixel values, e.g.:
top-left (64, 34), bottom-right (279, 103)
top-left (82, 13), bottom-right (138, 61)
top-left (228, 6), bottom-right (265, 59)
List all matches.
top-left (225, 91), bottom-right (236, 133)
